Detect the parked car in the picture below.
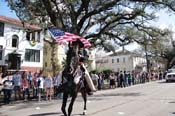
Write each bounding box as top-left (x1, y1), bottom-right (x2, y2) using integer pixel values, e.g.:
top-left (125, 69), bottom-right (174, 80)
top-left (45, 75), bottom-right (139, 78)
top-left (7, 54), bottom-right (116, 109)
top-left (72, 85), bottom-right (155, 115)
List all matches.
top-left (166, 72), bottom-right (175, 82)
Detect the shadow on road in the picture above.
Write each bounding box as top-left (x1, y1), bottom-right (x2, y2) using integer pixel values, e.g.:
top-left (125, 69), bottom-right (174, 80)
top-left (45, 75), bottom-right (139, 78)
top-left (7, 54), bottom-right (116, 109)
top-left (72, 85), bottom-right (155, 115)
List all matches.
top-left (75, 92), bottom-right (142, 102)
top-left (93, 92), bottom-right (142, 98)
top-left (157, 81), bottom-right (167, 84)
top-left (72, 113), bottom-right (86, 116)
top-left (29, 112), bottom-right (62, 116)
top-left (169, 101), bottom-right (175, 103)
top-left (158, 80), bottom-right (175, 84)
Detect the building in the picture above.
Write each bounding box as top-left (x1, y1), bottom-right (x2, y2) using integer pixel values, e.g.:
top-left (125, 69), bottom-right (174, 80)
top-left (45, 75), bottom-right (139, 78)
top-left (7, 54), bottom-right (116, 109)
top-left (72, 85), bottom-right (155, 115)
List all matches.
top-left (0, 16), bottom-right (44, 73)
top-left (43, 41), bottom-right (67, 75)
top-left (96, 49), bottom-right (146, 72)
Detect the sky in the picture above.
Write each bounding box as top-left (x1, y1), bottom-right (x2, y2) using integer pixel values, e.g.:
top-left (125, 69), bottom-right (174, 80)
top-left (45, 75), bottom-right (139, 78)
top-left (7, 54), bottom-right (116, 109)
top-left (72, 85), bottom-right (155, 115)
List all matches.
top-left (0, 0), bottom-right (175, 51)
top-left (0, 0), bottom-right (18, 19)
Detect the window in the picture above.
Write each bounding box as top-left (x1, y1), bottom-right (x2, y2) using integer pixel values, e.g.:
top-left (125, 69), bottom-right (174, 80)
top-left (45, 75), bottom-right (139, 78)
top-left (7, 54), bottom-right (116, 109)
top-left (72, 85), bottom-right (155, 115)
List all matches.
top-left (32, 32), bottom-right (35, 41)
top-left (0, 22), bottom-right (4, 36)
top-left (123, 57), bottom-right (125, 63)
top-left (0, 45), bottom-right (3, 60)
top-left (117, 58), bottom-right (119, 63)
top-left (12, 35), bottom-right (19, 48)
top-left (26, 31), bottom-right (30, 41)
top-left (25, 49), bottom-right (40, 62)
top-left (37, 31), bottom-right (40, 42)
top-left (112, 59), bottom-right (114, 63)
top-left (26, 31), bottom-right (41, 42)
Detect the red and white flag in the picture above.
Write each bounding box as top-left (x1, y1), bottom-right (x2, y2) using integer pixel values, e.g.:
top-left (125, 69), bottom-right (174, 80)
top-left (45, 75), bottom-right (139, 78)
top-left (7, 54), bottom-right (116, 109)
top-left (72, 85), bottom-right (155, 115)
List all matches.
top-left (48, 29), bottom-right (91, 48)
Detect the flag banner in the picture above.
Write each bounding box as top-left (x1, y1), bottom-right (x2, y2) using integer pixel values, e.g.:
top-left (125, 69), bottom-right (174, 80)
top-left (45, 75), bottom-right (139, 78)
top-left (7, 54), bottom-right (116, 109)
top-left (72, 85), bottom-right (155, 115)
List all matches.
top-left (48, 29), bottom-right (91, 48)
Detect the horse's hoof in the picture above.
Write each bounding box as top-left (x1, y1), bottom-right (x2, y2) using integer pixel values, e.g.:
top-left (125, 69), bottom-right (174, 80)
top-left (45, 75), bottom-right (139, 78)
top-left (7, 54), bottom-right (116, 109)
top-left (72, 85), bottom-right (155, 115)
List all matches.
top-left (83, 110), bottom-right (87, 115)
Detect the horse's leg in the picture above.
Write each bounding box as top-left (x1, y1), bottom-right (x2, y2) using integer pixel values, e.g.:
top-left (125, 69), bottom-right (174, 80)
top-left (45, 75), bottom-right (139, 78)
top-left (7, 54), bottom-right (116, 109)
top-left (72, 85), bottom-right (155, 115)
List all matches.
top-left (68, 92), bottom-right (77, 116)
top-left (81, 89), bottom-right (87, 115)
top-left (61, 91), bottom-right (68, 116)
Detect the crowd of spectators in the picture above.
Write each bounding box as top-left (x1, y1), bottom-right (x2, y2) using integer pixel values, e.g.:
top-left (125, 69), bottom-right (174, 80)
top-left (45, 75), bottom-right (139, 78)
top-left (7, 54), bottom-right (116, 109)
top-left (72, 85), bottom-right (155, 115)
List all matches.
top-left (0, 70), bottom-right (62, 104)
top-left (0, 69), bottom-right (165, 105)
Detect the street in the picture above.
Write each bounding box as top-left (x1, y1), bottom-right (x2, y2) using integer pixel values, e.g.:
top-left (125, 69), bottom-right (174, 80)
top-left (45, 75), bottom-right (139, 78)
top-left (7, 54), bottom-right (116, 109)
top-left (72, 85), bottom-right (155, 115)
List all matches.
top-left (1, 80), bottom-right (175, 116)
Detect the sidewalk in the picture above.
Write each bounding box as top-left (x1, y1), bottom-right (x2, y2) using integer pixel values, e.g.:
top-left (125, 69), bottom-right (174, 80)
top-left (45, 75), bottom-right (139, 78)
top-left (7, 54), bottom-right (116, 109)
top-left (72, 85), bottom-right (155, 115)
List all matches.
top-left (0, 80), bottom-right (163, 106)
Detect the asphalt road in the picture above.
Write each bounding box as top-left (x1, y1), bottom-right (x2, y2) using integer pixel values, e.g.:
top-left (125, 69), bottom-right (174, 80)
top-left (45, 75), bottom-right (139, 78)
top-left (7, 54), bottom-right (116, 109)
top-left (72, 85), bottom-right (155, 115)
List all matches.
top-left (1, 80), bottom-right (175, 116)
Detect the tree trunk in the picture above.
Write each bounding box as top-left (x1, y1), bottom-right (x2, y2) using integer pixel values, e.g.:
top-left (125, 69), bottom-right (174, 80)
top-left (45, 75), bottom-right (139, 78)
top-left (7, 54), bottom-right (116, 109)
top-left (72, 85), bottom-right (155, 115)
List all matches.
top-left (51, 42), bottom-right (57, 76)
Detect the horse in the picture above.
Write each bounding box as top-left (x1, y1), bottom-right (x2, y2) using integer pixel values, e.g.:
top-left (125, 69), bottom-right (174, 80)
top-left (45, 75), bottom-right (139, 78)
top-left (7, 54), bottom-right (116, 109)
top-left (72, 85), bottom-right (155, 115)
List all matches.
top-left (60, 67), bottom-right (90, 116)
top-left (59, 40), bottom-right (95, 116)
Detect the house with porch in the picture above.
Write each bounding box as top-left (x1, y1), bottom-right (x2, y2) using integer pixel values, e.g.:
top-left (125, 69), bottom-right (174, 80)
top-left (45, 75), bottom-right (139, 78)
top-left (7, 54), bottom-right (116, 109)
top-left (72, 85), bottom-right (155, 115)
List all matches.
top-left (96, 49), bottom-right (147, 72)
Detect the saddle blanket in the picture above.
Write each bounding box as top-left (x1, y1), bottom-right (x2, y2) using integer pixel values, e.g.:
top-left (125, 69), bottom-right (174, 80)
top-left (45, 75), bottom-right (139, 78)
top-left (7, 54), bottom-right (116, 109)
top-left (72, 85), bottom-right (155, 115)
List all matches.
top-left (82, 64), bottom-right (96, 92)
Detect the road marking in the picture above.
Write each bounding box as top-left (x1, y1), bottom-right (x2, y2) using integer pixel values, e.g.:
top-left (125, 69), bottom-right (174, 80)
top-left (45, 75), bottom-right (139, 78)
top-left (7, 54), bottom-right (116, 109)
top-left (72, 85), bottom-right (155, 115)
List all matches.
top-left (87, 100), bottom-right (91, 103)
top-left (35, 107), bottom-right (40, 110)
top-left (118, 112), bottom-right (125, 115)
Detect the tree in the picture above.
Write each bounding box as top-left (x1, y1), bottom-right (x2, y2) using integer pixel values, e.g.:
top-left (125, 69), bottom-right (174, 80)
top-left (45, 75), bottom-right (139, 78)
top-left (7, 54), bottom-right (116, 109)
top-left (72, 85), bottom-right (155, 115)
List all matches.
top-left (6, 0), bottom-right (175, 73)
top-left (138, 29), bottom-right (175, 69)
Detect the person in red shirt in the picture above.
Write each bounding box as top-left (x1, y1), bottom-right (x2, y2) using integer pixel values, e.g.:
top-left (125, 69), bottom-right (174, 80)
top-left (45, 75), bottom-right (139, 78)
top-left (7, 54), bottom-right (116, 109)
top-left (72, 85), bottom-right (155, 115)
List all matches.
top-left (22, 73), bottom-right (30, 101)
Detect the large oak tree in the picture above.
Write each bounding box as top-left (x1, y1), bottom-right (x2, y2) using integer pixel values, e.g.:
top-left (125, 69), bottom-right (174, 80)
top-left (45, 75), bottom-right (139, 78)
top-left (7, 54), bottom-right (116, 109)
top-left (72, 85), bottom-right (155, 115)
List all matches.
top-left (6, 0), bottom-right (175, 73)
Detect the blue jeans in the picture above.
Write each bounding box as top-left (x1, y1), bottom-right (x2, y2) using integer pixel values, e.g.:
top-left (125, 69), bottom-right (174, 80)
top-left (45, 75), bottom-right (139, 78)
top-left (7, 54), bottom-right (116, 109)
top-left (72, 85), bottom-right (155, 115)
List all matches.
top-left (3, 89), bottom-right (12, 104)
top-left (14, 86), bottom-right (21, 100)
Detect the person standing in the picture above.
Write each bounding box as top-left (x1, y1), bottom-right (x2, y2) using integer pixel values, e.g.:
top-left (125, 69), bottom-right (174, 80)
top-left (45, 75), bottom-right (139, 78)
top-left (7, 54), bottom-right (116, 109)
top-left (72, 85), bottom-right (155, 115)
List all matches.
top-left (91, 72), bottom-right (99, 89)
top-left (98, 73), bottom-right (103, 90)
top-left (22, 73), bottom-right (30, 101)
top-left (124, 71), bottom-right (128, 87)
top-left (0, 72), bottom-right (2, 83)
top-left (109, 73), bottom-right (116, 89)
top-left (119, 71), bottom-right (125, 88)
top-left (12, 71), bottom-right (22, 100)
top-left (53, 71), bottom-right (62, 97)
top-left (2, 74), bottom-right (14, 104)
top-left (37, 73), bottom-right (45, 102)
top-left (0, 72), bottom-right (3, 92)
top-left (53, 75), bottom-right (58, 97)
top-left (45, 72), bottom-right (53, 101)
top-left (32, 70), bottom-right (40, 98)
top-left (128, 71), bottom-right (132, 86)
top-left (27, 71), bottom-right (33, 88)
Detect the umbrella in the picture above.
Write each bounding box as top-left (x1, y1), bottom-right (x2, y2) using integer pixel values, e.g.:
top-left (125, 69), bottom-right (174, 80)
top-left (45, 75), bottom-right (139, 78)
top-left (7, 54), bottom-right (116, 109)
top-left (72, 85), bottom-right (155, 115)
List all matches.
top-left (48, 29), bottom-right (91, 48)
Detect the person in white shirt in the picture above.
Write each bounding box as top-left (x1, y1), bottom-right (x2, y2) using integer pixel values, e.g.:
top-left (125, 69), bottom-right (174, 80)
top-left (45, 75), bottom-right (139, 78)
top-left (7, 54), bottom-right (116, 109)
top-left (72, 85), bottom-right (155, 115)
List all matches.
top-left (2, 74), bottom-right (14, 104)
top-left (37, 73), bottom-right (45, 102)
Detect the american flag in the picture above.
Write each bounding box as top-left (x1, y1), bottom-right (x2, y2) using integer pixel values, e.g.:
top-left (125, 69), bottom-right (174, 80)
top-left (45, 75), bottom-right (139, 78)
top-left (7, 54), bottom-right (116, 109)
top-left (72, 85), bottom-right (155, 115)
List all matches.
top-left (48, 29), bottom-right (65, 39)
top-left (48, 29), bottom-right (91, 48)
